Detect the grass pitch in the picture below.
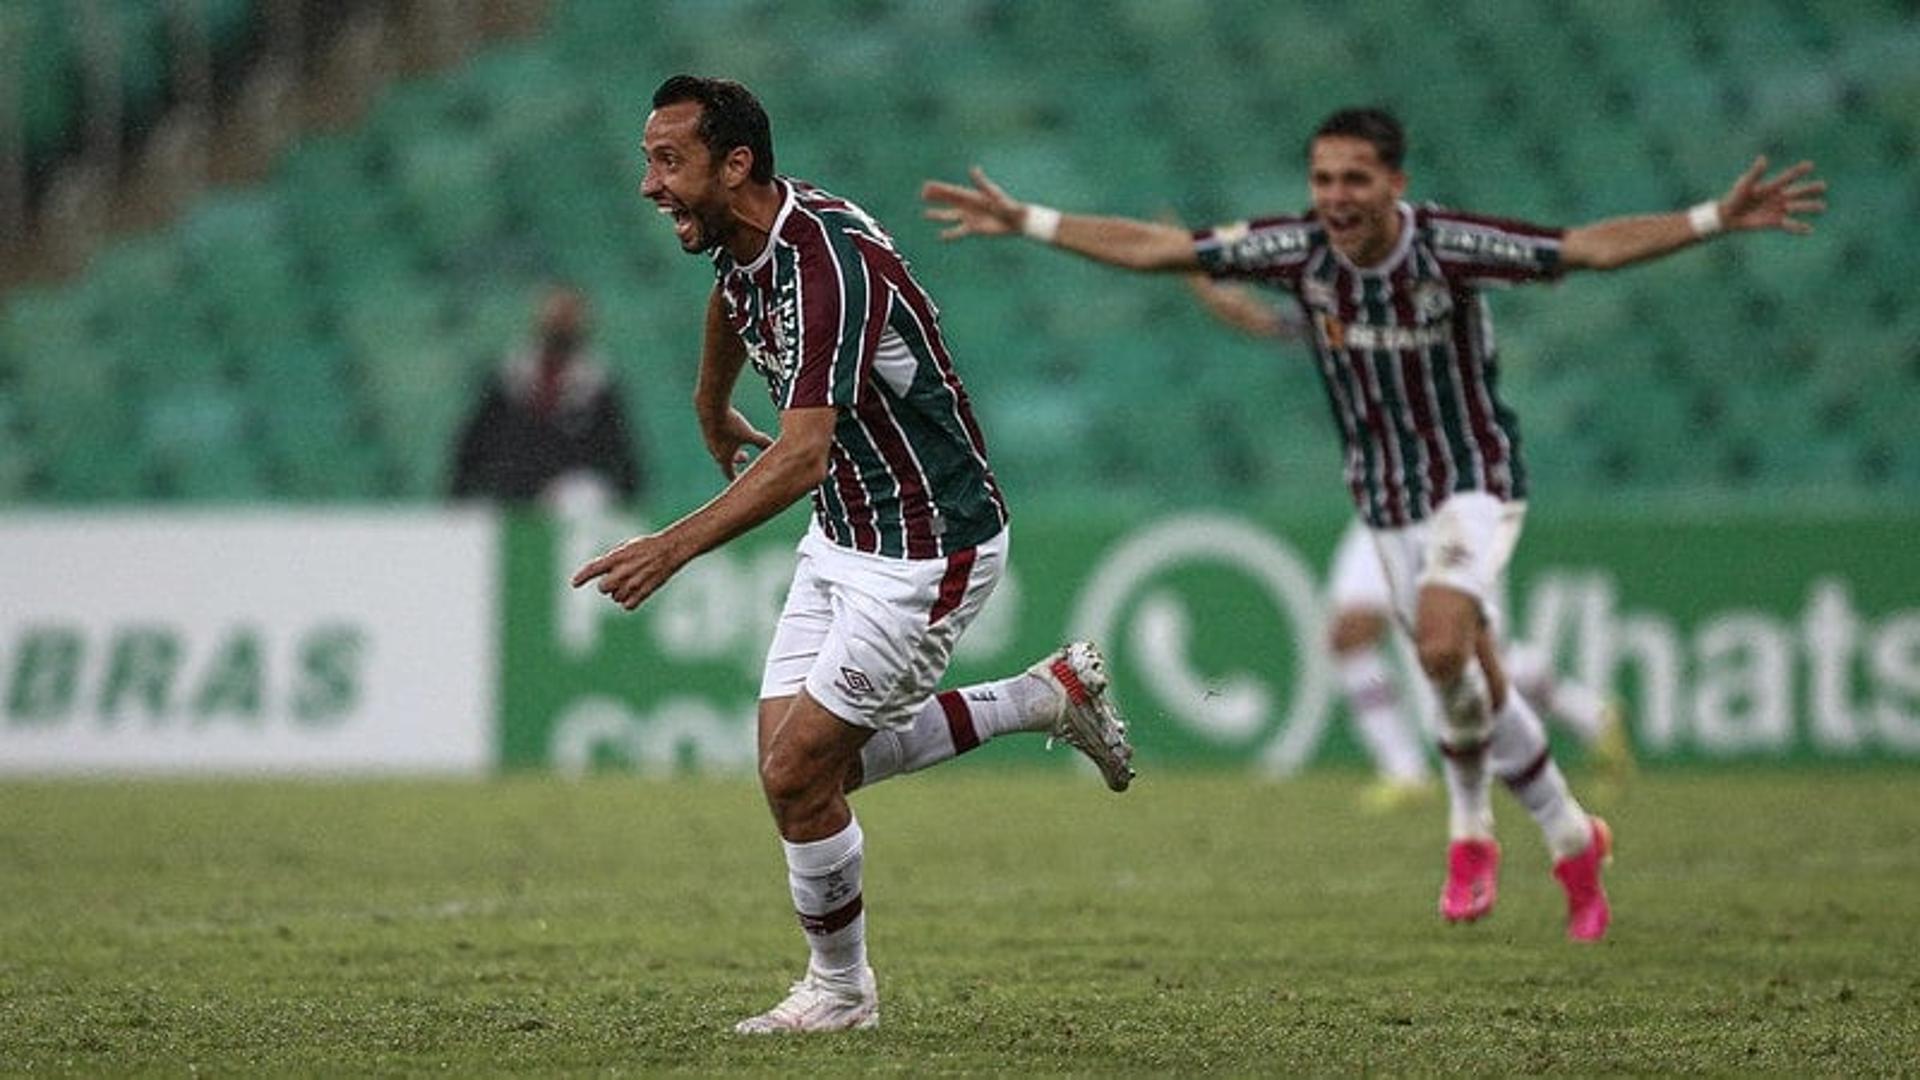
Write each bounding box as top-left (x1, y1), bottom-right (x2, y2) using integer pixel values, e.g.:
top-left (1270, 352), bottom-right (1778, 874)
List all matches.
top-left (2, 768), bottom-right (1916, 1075)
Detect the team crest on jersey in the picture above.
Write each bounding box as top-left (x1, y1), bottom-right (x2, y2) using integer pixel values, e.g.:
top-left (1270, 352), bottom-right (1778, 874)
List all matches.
top-left (746, 301), bottom-right (801, 385)
top-left (1319, 313), bottom-right (1347, 350)
top-left (767, 299), bottom-right (796, 356)
top-left (744, 338), bottom-right (784, 382)
top-left (1414, 281), bottom-right (1453, 322)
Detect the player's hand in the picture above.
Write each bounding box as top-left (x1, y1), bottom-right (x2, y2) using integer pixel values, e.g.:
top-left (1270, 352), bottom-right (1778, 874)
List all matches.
top-left (700, 407), bottom-right (773, 480)
top-left (570, 532), bottom-right (691, 611)
top-left (921, 166), bottom-right (1026, 240)
top-left (1718, 155), bottom-right (1827, 235)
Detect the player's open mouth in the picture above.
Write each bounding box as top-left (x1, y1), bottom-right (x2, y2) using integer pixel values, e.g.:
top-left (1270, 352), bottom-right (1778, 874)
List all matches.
top-left (657, 202), bottom-right (696, 242)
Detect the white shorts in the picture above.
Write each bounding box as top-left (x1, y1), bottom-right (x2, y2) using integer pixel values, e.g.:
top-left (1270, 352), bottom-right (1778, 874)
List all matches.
top-left (1370, 492), bottom-right (1525, 635)
top-left (1328, 517), bottom-right (1393, 613)
top-left (760, 523), bottom-right (1007, 730)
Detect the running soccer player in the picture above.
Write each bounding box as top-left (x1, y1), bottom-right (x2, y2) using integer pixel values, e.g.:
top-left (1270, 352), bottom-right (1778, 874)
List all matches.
top-left (925, 107), bottom-right (1824, 940)
top-left (574, 76), bottom-right (1136, 1033)
top-left (1188, 274), bottom-right (1633, 812)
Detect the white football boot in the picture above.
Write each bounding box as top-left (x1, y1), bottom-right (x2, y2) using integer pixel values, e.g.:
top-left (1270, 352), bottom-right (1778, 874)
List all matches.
top-left (1033, 641), bottom-right (1136, 792)
top-left (733, 966), bottom-right (879, 1034)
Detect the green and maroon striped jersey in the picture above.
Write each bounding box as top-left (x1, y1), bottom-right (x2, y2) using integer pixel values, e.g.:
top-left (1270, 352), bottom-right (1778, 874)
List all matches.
top-left (1194, 202), bottom-right (1565, 528)
top-left (713, 178), bottom-right (1008, 558)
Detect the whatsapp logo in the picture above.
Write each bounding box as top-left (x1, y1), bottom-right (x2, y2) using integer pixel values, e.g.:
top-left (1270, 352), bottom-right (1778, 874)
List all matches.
top-left (1069, 513), bottom-right (1334, 774)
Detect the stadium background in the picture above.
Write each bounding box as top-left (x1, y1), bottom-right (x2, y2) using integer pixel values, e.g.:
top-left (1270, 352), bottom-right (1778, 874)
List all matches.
top-left (2, 0), bottom-right (1918, 776)
top-left (5, 3), bottom-right (1920, 1074)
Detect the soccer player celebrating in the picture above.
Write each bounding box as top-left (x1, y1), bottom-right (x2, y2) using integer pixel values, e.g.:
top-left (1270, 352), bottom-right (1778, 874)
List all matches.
top-left (572, 76), bottom-right (1135, 1033)
top-left (924, 107), bottom-right (1824, 941)
top-left (1187, 274), bottom-right (1635, 810)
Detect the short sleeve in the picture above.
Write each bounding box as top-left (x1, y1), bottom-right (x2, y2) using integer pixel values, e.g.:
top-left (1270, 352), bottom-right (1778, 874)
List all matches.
top-left (1192, 215), bottom-right (1316, 287)
top-left (1424, 209), bottom-right (1566, 286)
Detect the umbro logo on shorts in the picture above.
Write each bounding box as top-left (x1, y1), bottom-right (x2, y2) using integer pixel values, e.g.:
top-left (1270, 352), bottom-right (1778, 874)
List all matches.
top-left (840, 667), bottom-right (875, 696)
top-left (1439, 541), bottom-right (1472, 569)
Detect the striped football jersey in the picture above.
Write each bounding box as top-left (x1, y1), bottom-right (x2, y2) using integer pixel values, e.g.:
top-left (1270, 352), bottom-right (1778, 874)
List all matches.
top-left (1194, 201), bottom-right (1564, 528)
top-left (713, 178), bottom-right (1008, 558)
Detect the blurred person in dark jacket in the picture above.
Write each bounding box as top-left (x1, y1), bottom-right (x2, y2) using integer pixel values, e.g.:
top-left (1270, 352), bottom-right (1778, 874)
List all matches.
top-left (450, 285), bottom-right (644, 511)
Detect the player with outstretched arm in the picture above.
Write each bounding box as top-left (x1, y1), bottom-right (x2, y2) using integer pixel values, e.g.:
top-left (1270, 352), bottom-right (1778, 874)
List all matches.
top-left (924, 107), bottom-right (1823, 940)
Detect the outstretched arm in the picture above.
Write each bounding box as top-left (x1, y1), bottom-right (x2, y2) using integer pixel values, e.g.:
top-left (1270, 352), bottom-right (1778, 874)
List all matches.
top-left (1561, 156), bottom-right (1826, 271)
top-left (921, 166), bottom-right (1201, 272)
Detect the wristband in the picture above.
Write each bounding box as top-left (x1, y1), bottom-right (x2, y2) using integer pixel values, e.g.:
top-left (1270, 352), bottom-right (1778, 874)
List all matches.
top-left (1022, 204), bottom-right (1062, 243)
top-left (1687, 200), bottom-right (1723, 238)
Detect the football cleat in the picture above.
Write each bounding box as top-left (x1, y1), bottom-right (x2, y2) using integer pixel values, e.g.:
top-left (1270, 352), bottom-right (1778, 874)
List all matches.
top-left (1032, 641), bottom-right (1136, 792)
top-left (733, 966), bottom-right (879, 1034)
top-left (1553, 817), bottom-right (1613, 943)
top-left (1439, 837), bottom-right (1501, 923)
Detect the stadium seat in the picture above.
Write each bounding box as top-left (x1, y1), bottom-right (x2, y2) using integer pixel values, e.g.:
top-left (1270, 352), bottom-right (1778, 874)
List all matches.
top-left (4, 0), bottom-right (1914, 508)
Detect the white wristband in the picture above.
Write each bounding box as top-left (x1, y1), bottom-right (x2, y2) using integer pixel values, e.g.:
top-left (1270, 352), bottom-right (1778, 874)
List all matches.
top-left (1687, 200), bottom-right (1723, 238)
top-left (1021, 204), bottom-right (1061, 243)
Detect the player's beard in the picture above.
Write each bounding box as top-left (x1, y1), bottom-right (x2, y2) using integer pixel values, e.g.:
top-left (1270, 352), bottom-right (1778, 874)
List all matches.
top-left (685, 202), bottom-right (732, 254)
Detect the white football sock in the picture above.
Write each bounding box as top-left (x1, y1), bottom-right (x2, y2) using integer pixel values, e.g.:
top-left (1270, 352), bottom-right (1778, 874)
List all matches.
top-left (1337, 649), bottom-right (1431, 784)
top-left (1505, 642), bottom-right (1607, 745)
top-left (784, 816), bottom-right (866, 982)
top-left (1439, 741), bottom-right (1494, 841)
top-left (1489, 691), bottom-right (1593, 860)
top-left (856, 675), bottom-right (1056, 788)
top-left (1436, 666), bottom-right (1495, 840)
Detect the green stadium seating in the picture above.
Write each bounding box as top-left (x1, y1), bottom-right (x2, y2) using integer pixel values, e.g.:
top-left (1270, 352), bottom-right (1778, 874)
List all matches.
top-left (2, 0), bottom-right (1915, 510)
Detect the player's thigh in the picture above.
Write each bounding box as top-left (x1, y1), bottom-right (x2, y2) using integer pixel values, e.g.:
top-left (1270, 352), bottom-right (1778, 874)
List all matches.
top-left (1329, 516), bottom-right (1395, 617)
top-left (803, 531), bottom-right (1007, 730)
top-left (1368, 522), bottom-right (1423, 631)
top-left (760, 547), bottom-right (836, 706)
top-left (759, 695), bottom-right (794, 761)
top-left (1414, 492), bottom-right (1526, 637)
top-left (1414, 582), bottom-right (1483, 669)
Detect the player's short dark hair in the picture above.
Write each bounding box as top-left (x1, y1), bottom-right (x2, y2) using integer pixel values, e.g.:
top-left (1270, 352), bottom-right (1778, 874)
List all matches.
top-left (1309, 107), bottom-right (1406, 170)
top-left (651, 75), bottom-right (775, 183)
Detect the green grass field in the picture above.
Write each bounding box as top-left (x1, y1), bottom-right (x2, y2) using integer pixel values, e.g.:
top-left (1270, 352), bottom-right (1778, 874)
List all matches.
top-left (3, 768), bottom-right (1917, 1075)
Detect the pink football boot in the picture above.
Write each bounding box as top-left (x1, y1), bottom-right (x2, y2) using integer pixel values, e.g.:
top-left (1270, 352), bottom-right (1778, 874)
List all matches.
top-left (1552, 817), bottom-right (1613, 942)
top-left (1439, 837), bottom-right (1501, 923)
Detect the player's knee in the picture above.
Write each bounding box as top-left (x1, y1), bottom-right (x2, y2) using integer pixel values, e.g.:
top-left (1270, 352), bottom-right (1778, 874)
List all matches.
top-left (757, 747), bottom-right (805, 805)
top-left (759, 747), bottom-right (832, 822)
top-left (1328, 609), bottom-right (1387, 655)
top-left (1417, 634), bottom-right (1470, 686)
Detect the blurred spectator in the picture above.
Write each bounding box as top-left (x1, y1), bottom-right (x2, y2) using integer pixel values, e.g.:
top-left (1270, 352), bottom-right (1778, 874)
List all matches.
top-left (449, 285), bottom-right (645, 511)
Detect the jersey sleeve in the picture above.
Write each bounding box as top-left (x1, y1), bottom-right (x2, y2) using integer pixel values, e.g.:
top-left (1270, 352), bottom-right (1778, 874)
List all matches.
top-left (783, 222), bottom-right (889, 410)
top-left (1424, 208), bottom-right (1566, 286)
top-left (1192, 215), bottom-right (1315, 288)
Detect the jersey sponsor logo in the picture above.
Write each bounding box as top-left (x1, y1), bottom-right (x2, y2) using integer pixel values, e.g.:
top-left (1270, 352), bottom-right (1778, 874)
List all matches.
top-left (1432, 225), bottom-right (1533, 264)
top-left (1216, 221), bottom-right (1309, 268)
top-left (1321, 318), bottom-right (1453, 352)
